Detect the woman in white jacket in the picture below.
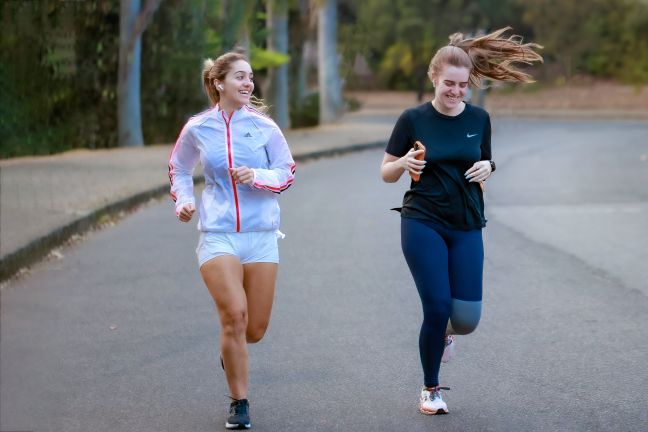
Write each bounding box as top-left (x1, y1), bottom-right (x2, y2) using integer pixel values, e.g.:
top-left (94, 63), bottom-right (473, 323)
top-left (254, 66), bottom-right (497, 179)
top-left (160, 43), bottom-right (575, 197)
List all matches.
top-left (169, 52), bottom-right (295, 430)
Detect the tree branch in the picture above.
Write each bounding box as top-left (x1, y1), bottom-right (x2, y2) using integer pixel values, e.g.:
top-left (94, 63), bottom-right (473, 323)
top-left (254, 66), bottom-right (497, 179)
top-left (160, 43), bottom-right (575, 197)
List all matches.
top-left (126, 0), bottom-right (163, 59)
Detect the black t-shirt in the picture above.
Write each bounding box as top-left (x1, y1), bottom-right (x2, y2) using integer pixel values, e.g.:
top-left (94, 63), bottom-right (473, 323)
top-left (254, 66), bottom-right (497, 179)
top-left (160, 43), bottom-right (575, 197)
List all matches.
top-left (386, 102), bottom-right (491, 230)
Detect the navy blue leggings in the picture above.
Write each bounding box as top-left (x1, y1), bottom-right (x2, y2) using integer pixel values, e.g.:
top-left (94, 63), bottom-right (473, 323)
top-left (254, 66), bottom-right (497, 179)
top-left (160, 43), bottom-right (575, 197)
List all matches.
top-left (401, 217), bottom-right (484, 387)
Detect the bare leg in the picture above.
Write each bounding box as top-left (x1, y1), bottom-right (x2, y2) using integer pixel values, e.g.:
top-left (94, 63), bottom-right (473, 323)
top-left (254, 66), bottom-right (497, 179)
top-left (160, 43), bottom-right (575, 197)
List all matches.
top-left (200, 255), bottom-right (248, 399)
top-left (242, 262), bottom-right (278, 343)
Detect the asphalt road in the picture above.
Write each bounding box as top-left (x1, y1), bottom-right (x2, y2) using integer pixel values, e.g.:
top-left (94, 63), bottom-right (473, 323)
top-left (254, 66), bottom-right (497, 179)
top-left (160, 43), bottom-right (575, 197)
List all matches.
top-left (1, 118), bottom-right (647, 432)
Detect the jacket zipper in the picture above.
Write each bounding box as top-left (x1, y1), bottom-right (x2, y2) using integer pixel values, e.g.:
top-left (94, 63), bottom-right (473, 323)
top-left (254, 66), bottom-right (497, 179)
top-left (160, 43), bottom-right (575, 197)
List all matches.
top-left (222, 110), bottom-right (241, 232)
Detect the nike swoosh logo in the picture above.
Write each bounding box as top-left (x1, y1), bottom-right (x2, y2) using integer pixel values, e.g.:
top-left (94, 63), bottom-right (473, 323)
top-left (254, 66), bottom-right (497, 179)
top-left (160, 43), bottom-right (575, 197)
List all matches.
top-left (467, 133), bottom-right (478, 138)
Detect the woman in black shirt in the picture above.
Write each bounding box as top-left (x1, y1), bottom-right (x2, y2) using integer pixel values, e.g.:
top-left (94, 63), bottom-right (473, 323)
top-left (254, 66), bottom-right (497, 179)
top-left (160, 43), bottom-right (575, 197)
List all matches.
top-left (380, 27), bottom-right (542, 415)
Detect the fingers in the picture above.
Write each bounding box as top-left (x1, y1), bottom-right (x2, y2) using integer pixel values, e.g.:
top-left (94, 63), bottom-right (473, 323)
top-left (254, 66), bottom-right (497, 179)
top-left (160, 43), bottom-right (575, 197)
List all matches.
top-left (464, 164), bottom-right (480, 176)
top-left (404, 149), bottom-right (426, 175)
top-left (178, 203), bottom-right (195, 222)
top-left (465, 161), bottom-right (491, 183)
top-left (468, 172), bottom-right (489, 182)
top-left (229, 167), bottom-right (254, 185)
top-left (410, 148), bottom-right (425, 158)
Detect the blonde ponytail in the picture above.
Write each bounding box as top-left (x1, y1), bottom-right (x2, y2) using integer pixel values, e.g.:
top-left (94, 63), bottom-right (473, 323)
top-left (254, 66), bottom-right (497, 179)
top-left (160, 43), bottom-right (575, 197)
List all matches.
top-left (202, 58), bottom-right (220, 107)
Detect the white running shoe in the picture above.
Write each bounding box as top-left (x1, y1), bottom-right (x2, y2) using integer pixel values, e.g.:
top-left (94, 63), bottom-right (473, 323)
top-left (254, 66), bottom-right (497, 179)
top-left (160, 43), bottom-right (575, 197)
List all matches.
top-left (441, 334), bottom-right (455, 363)
top-left (419, 386), bottom-right (449, 415)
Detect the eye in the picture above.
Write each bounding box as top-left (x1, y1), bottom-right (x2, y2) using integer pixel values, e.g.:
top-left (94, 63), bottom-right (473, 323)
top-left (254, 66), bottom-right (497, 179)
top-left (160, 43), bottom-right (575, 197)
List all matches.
top-left (459, 83), bottom-right (468, 88)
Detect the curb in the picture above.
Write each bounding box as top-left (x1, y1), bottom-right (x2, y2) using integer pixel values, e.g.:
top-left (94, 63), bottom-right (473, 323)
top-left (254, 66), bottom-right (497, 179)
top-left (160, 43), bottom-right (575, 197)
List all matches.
top-left (0, 140), bottom-right (386, 282)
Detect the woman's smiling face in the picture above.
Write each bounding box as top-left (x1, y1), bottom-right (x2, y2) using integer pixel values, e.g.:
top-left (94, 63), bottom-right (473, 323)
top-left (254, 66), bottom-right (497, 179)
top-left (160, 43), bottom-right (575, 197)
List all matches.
top-left (217, 59), bottom-right (254, 108)
top-left (432, 65), bottom-right (470, 114)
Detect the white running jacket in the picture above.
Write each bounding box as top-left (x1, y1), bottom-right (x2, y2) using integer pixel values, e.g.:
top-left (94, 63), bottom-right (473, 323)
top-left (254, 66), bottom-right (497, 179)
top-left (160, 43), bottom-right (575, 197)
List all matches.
top-left (169, 105), bottom-right (295, 233)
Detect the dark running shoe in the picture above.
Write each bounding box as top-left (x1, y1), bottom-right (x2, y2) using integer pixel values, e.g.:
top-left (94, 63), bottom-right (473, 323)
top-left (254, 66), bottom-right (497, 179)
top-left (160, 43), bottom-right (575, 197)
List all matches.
top-left (226, 398), bottom-right (251, 430)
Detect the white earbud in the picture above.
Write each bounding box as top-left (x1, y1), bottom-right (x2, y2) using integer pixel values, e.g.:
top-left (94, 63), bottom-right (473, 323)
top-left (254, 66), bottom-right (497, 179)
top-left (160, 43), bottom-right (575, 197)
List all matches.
top-left (217, 84), bottom-right (224, 90)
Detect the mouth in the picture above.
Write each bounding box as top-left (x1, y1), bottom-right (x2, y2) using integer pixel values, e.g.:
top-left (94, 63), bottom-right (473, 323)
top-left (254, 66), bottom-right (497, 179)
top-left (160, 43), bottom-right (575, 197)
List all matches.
top-left (446, 95), bottom-right (460, 103)
top-left (239, 90), bottom-right (251, 97)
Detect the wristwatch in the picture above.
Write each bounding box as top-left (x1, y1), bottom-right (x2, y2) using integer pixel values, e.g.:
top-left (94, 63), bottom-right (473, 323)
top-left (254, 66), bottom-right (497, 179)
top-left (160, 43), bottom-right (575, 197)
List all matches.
top-left (489, 160), bottom-right (496, 172)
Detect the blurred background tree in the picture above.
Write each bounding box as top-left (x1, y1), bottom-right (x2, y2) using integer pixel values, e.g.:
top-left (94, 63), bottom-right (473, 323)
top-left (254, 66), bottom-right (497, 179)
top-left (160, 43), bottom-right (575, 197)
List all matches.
top-left (1, 0), bottom-right (647, 158)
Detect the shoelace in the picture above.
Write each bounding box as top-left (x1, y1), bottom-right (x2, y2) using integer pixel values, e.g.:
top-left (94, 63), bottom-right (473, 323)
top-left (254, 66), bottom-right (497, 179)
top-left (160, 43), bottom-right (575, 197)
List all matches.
top-left (228, 397), bottom-right (248, 415)
top-left (425, 386), bottom-right (451, 400)
top-left (433, 387), bottom-right (450, 399)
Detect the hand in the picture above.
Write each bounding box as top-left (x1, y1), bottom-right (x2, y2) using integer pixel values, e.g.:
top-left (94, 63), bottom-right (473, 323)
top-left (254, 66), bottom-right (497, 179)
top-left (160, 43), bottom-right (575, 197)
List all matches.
top-left (229, 166), bottom-right (254, 185)
top-left (464, 161), bottom-right (491, 183)
top-left (400, 148), bottom-right (426, 176)
top-left (177, 203), bottom-right (195, 222)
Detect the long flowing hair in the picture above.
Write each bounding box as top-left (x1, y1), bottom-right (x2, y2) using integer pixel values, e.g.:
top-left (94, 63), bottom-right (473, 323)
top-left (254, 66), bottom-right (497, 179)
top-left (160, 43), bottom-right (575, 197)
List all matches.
top-left (428, 27), bottom-right (544, 87)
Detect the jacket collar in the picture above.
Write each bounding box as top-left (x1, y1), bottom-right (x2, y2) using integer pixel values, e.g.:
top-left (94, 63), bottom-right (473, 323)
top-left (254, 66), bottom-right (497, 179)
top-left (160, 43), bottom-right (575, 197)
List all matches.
top-left (215, 104), bottom-right (249, 123)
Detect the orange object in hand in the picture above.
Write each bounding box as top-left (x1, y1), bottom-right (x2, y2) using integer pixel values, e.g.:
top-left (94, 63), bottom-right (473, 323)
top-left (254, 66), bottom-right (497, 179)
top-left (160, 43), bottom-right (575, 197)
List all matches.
top-left (409, 141), bottom-right (426, 182)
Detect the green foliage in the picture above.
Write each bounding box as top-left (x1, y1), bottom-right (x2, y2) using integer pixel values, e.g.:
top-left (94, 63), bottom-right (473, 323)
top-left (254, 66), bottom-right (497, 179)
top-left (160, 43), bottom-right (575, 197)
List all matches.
top-left (250, 46), bottom-right (290, 70)
top-left (3, 0), bottom-right (648, 159)
top-left (339, 0), bottom-right (648, 91)
top-left (345, 96), bottom-right (362, 112)
top-left (290, 92), bottom-right (319, 128)
top-left (1, 0), bottom-right (120, 158)
top-left (339, 0), bottom-right (504, 91)
top-left (0, 0), bottom-right (212, 158)
top-left (140, 0), bottom-right (209, 145)
top-left (520, 0), bottom-right (648, 84)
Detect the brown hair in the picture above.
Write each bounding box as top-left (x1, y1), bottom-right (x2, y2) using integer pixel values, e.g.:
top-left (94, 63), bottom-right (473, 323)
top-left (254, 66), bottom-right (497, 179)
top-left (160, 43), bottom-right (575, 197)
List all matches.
top-left (202, 51), bottom-right (268, 112)
top-left (428, 27), bottom-right (544, 87)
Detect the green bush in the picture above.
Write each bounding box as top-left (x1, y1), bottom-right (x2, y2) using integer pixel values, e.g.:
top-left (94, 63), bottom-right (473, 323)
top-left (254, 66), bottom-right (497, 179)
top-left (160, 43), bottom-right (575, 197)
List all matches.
top-left (290, 92), bottom-right (319, 128)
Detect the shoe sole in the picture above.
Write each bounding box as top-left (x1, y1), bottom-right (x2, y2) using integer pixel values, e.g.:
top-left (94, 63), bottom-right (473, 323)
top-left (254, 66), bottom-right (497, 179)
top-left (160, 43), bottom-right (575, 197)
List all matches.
top-left (419, 406), bottom-right (449, 415)
top-left (225, 422), bottom-right (251, 429)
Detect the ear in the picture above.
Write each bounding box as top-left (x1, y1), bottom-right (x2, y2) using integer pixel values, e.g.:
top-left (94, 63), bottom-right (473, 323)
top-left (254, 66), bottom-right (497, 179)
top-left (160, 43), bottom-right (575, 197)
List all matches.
top-left (428, 72), bottom-right (437, 88)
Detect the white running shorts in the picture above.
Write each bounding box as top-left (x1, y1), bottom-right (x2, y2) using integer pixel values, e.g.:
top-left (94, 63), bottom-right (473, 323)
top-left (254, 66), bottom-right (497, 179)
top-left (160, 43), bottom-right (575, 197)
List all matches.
top-left (196, 230), bottom-right (280, 268)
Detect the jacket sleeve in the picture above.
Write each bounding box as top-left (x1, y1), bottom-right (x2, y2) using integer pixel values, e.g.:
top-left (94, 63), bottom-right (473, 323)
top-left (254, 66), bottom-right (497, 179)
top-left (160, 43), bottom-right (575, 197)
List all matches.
top-left (168, 125), bottom-right (199, 215)
top-left (251, 127), bottom-right (295, 194)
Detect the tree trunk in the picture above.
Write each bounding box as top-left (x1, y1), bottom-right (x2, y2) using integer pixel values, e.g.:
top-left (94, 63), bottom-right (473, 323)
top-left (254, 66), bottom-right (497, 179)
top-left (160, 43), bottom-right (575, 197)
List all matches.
top-left (266, 0), bottom-right (290, 129)
top-left (118, 0), bottom-right (144, 147)
top-left (291, 0), bottom-right (314, 105)
top-left (317, 0), bottom-right (343, 124)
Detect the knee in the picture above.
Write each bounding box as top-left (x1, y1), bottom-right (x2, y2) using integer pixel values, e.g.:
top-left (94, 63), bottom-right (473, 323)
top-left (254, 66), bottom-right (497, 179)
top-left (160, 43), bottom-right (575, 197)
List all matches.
top-left (450, 316), bottom-right (480, 335)
top-left (449, 299), bottom-right (481, 335)
top-left (221, 309), bottom-right (248, 338)
top-left (246, 325), bottom-right (268, 344)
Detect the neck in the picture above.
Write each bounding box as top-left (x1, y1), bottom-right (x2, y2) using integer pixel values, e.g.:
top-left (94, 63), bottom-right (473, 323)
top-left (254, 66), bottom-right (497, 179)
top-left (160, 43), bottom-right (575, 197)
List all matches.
top-left (431, 98), bottom-right (464, 116)
top-left (218, 100), bottom-right (244, 115)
